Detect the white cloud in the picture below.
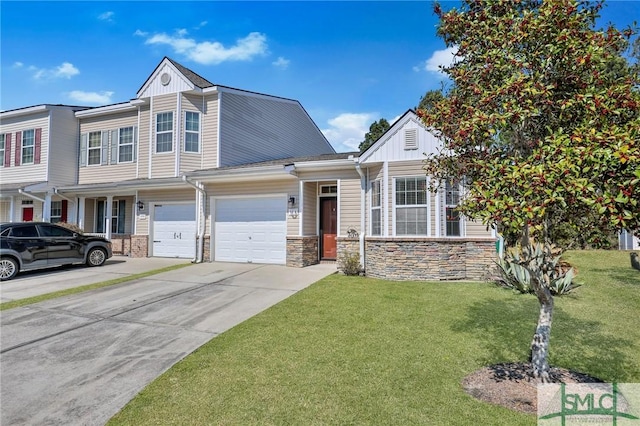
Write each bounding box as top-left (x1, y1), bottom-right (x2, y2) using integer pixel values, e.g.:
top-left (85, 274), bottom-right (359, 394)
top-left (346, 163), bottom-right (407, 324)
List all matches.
top-left (98, 11), bottom-right (114, 22)
top-left (30, 62), bottom-right (80, 80)
top-left (140, 30), bottom-right (268, 65)
top-left (321, 112), bottom-right (378, 152)
top-left (13, 62), bottom-right (23, 68)
top-left (272, 56), bottom-right (290, 69)
top-left (195, 21), bottom-right (208, 29)
top-left (415, 46), bottom-right (459, 74)
top-left (67, 90), bottom-right (114, 104)
top-left (133, 29), bottom-right (148, 37)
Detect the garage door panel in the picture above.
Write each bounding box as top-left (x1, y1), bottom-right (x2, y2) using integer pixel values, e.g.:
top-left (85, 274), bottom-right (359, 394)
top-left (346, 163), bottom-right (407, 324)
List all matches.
top-left (214, 197), bottom-right (286, 264)
top-left (153, 205), bottom-right (196, 259)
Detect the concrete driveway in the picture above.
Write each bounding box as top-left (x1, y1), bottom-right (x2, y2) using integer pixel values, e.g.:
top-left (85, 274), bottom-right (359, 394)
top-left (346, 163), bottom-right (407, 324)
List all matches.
top-left (0, 261), bottom-right (336, 426)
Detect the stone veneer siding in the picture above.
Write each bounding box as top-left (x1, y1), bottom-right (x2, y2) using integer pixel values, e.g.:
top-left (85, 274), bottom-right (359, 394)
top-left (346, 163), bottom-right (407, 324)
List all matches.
top-left (287, 236), bottom-right (319, 267)
top-left (203, 235), bottom-right (211, 262)
top-left (365, 237), bottom-right (497, 281)
top-left (130, 235), bottom-right (149, 258)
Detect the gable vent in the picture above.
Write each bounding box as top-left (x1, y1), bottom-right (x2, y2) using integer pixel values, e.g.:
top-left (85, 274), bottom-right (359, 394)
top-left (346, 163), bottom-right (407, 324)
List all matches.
top-left (404, 128), bottom-right (418, 150)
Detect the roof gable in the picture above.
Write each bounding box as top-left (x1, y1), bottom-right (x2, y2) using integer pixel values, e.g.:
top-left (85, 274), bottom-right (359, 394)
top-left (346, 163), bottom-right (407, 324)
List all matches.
top-left (359, 110), bottom-right (442, 164)
top-left (136, 57), bottom-right (213, 99)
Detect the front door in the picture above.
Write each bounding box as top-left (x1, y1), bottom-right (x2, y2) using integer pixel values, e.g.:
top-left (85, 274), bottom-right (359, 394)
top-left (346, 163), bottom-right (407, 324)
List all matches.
top-left (320, 197), bottom-right (337, 260)
top-left (22, 207), bottom-right (34, 222)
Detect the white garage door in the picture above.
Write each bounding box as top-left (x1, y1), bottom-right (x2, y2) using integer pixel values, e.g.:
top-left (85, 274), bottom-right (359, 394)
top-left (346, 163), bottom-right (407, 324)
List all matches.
top-left (214, 196), bottom-right (286, 264)
top-left (153, 204), bottom-right (196, 258)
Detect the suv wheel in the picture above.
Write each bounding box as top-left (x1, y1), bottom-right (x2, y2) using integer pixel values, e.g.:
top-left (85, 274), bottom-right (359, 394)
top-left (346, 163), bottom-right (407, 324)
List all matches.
top-left (86, 248), bottom-right (107, 267)
top-left (0, 257), bottom-right (19, 281)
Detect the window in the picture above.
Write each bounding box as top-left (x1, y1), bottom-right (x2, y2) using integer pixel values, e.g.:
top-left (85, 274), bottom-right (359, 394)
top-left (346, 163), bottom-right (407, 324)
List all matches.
top-left (87, 131), bottom-right (102, 165)
top-left (184, 111), bottom-right (200, 153)
top-left (22, 129), bottom-right (35, 164)
top-left (0, 134), bottom-right (5, 167)
top-left (320, 185), bottom-right (337, 195)
top-left (96, 200), bottom-right (126, 234)
top-left (118, 127), bottom-right (134, 162)
top-left (156, 112), bottom-right (173, 153)
top-left (51, 201), bottom-right (62, 223)
top-left (9, 225), bottom-right (38, 238)
top-left (371, 180), bottom-right (381, 235)
top-left (38, 225), bottom-right (74, 238)
top-left (395, 177), bottom-right (428, 235)
top-left (445, 180), bottom-right (461, 236)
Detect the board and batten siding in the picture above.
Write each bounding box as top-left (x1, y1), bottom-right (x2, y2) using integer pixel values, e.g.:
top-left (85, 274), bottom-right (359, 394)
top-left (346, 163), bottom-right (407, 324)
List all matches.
top-left (218, 91), bottom-right (333, 167)
top-left (150, 94), bottom-right (179, 179)
top-left (362, 117), bottom-right (440, 164)
top-left (0, 112), bottom-right (49, 184)
top-left (339, 177), bottom-right (361, 236)
top-left (78, 110), bottom-right (138, 184)
top-left (47, 108), bottom-right (80, 186)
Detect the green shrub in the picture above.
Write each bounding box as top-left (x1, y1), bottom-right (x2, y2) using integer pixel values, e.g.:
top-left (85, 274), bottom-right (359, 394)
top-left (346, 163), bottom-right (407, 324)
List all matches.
top-left (495, 243), bottom-right (581, 296)
top-left (338, 251), bottom-right (362, 276)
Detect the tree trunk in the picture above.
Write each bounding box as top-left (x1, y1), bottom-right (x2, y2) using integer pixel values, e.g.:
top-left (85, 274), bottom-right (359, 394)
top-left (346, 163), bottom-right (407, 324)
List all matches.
top-left (530, 284), bottom-right (554, 382)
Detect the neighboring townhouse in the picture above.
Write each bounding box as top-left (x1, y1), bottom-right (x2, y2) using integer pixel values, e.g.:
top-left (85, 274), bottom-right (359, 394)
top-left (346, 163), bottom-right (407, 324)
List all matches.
top-left (619, 229), bottom-right (639, 250)
top-left (0, 104), bottom-right (88, 224)
top-left (2, 58), bottom-right (498, 281)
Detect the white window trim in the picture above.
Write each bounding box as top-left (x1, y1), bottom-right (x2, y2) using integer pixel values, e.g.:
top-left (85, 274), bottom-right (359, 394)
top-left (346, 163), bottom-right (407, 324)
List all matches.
top-left (22, 129), bottom-right (35, 165)
top-left (50, 200), bottom-right (62, 223)
top-left (443, 180), bottom-right (465, 237)
top-left (155, 111), bottom-right (174, 154)
top-left (393, 176), bottom-right (429, 237)
top-left (184, 111), bottom-right (201, 153)
top-left (118, 126), bottom-right (135, 163)
top-left (0, 133), bottom-right (5, 168)
top-left (87, 131), bottom-right (102, 166)
top-left (370, 180), bottom-right (382, 236)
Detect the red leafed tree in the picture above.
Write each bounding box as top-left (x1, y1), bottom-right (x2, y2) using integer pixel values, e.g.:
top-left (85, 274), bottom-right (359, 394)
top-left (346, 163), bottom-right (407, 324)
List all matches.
top-left (419, 0), bottom-right (639, 381)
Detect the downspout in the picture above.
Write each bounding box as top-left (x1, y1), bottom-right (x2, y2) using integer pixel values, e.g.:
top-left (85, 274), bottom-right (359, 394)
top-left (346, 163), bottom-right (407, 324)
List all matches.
top-left (354, 160), bottom-right (366, 269)
top-left (53, 188), bottom-right (73, 202)
top-left (182, 175), bottom-right (207, 263)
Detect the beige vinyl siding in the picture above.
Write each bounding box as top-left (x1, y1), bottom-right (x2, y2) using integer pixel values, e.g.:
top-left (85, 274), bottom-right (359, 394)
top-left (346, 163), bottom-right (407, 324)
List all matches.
top-left (151, 94), bottom-right (178, 178)
top-left (465, 219), bottom-right (493, 237)
top-left (16, 196), bottom-right (43, 221)
top-left (201, 93), bottom-right (219, 169)
top-left (0, 112), bottom-right (49, 184)
top-left (339, 178), bottom-right (361, 236)
top-left (302, 181), bottom-right (317, 235)
top-left (78, 111), bottom-right (138, 184)
top-left (84, 200), bottom-right (96, 233)
top-left (48, 108), bottom-right (80, 186)
top-left (179, 93), bottom-right (206, 174)
top-left (206, 178), bottom-right (298, 236)
top-left (365, 164), bottom-right (383, 236)
top-left (0, 200), bottom-right (10, 222)
top-left (138, 104), bottom-right (150, 178)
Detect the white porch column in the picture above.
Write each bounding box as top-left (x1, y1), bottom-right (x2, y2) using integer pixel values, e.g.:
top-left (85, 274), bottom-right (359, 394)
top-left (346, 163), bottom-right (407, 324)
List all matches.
top-left (42, 193), bottom-right (52, 222)
top-left (67, 199), bottom-right (77, 224)
top-left (78, 197), bottom-right (86, 230)
top-left (9, 196), bottom-right (15, 222)
top-left (105, 196), bottom-right (113, 240)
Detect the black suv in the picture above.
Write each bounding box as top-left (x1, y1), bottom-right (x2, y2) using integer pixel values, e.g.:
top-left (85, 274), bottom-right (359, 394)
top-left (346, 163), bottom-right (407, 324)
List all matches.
top-left (0, 222), bottom-right (113, 281)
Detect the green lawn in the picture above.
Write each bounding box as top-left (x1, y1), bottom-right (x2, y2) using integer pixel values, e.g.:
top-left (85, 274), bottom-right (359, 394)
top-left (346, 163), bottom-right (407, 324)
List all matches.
top-left (108, 250), bottom-right (639, 426)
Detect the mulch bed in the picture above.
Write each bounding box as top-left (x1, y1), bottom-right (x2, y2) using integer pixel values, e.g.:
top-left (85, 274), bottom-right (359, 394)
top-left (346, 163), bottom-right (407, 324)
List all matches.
top-left (462, 362), bottom-right (603, 414)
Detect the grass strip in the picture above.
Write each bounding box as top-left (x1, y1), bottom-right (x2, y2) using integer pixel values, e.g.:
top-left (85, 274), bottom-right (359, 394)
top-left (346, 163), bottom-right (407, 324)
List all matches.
top-left (0, 262), bottom-right (193, 311)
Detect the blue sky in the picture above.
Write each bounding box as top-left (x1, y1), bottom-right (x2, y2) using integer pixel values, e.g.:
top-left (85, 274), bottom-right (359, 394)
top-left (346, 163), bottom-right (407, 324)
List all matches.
top-left (1, 1), bottom-right (638, 152)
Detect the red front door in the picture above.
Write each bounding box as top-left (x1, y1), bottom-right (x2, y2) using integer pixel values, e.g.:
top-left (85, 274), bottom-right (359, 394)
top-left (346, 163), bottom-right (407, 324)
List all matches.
top-left (320, 197), bottom-right (337, 259)
top-left (22, 207), bottom-right (34, 222)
